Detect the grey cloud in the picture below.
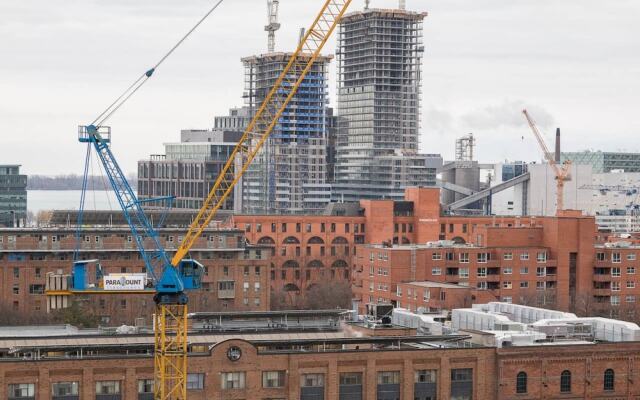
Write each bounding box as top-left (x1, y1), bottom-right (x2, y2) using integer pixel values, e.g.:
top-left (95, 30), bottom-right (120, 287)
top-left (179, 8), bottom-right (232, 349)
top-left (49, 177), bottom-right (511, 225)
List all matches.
top-left (461, 100), bottom-right (555, 130)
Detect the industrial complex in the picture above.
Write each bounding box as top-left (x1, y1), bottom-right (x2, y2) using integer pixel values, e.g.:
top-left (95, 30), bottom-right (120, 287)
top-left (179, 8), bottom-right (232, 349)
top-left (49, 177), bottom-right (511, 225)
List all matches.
top-left (2, 0), bottom-right (640, 399)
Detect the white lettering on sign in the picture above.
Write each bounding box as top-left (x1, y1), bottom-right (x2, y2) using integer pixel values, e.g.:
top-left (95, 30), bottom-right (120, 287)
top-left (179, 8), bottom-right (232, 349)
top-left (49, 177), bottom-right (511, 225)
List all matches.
top-left (419, 218), bottom-right (437, 223)
top-left (103, 274), bottom-right (147, 291)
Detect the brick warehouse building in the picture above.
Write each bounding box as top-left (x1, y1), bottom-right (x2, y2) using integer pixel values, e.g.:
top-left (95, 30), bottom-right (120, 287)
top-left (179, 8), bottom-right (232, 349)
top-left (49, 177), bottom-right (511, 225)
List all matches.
top-left (0, 226), bottom-right (270, 325)
top-left (1, 328), bottom-right (639, 400)
top-left (234, 187), bottom-right (606, 314)
top-left (0, 187), bottom-right (635, 323)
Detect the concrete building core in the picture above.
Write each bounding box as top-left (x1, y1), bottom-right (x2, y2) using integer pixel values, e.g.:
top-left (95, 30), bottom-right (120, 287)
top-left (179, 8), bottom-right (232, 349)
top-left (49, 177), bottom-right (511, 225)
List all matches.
top-left (242, 53), bottom-right (332, 215)
top-left (333, 8), bottom-right (439, 201)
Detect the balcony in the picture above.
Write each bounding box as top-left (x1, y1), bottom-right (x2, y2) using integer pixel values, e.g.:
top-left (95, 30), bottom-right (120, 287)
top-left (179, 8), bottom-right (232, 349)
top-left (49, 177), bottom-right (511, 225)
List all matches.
top-left (593, 274), bottom-right (612, 283)
top-left (592, 289), bottom-right (612, 297)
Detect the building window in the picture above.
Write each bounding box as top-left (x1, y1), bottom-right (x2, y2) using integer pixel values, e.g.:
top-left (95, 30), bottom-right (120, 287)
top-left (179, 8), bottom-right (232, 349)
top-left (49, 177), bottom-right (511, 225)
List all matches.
top-left (477, 253), bottom-right (488, 263)
top-left (626, 295), bottom-right (636, 303)
top-left (627, 267), bottom-right (636, 274)
top-left (537, 252), bottom-right (547, 262)
top-left (459, 268), bottom-right (469, 278)
top-left (96, 381), bottom-right (120, 395)
top-left (516, 372), bottom-right (527, 394)
top-left (612, 253), bottom-right (621, 263)
top-left (611, 295), bottom-right (620, 306)
top-left (138, 379), bottom-right (154, 394)
top-left (432, 267), bottom-right (441, 276)
top-left (502, 267), bottom-right (512, 274)
top-left (520, 266), bottom-right (529, 274)
top-left (560, 370), bottom-right (571, 393)
top-left (432, 252), bottom-right (442, 260)
top-left (537, 267), bottom-right (546, 277)
top-left (503, 281), bottom-right (512, 289)
top-left (338, 372), bottom-right (362, 400)
top-left (477, 267), bottom-right (487, 277)
top-left (377, 371), bottom-right (400, 384)
top-left (520, 253), bottom-right (529, 260)
top-left (520, 282), bottom-right (529, 288)
top-left (415, 370), bottom-right (436, 383)
top-left (459, 253), bottom-right (469, 263)
top-left (8, 383), bottom-right (35, 398)
top-left (596, 252), bottom-right (606, 261)
top-left (263, 371), bottom-right (285, 388)
top-left (504, 252), bottom-right (513, 260)
top-left (627, 253), bottom-right (636, 261)
top-left (612, 267), bottom-right (621, 277)
top-left (603, 369), bottom-right (614, 391)
top-left (451, 368), bottom-right (473, 400)
top-left (220, 372), bottom-right (244, 390)
top-left (52, 382), bottom-right (79, 397)
top-left (301, 373), bottom-right (324, 387)
top-left (627, 281), bottom-right (635, 289)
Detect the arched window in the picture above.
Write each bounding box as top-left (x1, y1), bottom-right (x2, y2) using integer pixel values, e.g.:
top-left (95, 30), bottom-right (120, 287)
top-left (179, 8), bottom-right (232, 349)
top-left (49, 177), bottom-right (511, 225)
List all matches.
top-left (257, 236), bottom-right (275, 245)
top-left (283, 236), bottom-right (300, 244)
top-left (331, 259), bottom-right (349, 269)
top-left (560, 370), bottom-right (571, 393)
top-left (603, 369), bottom-right (614, 391)
top-left (307, 236), bottom-right (325, 244)
top-left (282, 260), bottom-right (300, 269)
top-left (283, 283), bottom-right (300, 292)
top-left (331, 236), bottom-right (348, 244)
top-left (516, 372), bottom-right (527, 394)
top-left (306, 260), bottom-right (324, 269)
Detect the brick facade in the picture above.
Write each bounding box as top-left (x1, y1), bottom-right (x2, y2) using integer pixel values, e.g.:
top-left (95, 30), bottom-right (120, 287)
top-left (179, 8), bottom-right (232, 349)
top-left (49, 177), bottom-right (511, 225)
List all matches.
top-left (1, 338), bottom-right (639, 399)
top-left (0, 228), bottom-right (270, 325)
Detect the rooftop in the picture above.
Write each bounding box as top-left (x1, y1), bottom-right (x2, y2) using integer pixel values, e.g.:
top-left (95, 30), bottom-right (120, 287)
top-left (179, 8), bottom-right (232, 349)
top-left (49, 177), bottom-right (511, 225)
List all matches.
top-left (405, 281), bottom-right (471, 289)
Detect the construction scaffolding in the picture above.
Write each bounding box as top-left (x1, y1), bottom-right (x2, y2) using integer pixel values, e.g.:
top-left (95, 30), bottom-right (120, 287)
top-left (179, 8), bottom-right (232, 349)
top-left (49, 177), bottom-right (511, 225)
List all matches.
top-left (242, 53), bottom-right (332, 214)
top-left (333, 8), bottom-right (435, 201)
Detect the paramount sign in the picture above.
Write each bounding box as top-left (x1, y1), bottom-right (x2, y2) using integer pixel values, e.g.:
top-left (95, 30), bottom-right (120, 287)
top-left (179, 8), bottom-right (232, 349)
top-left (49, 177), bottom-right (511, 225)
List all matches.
top-left (103, 274), bottom-right (147, 291)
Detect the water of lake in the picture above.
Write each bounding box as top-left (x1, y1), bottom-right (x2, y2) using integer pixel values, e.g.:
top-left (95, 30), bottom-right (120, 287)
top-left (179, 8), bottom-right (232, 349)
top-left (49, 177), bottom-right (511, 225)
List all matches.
top-left (28, 190), bottom-right (123, 214)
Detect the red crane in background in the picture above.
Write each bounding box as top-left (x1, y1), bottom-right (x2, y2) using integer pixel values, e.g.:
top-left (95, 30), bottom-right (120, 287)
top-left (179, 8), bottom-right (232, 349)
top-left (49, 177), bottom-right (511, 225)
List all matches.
top-left (522, 109), bottom-right (572, 214)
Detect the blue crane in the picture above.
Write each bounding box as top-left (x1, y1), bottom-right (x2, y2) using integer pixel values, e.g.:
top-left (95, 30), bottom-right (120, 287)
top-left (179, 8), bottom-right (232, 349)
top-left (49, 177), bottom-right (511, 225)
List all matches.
top-left (73, 125), bottom-right (203, 304)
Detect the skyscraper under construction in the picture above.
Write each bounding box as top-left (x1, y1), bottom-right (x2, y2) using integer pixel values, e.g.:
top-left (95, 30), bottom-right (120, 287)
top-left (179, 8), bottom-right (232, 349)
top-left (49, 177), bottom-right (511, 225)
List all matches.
top-left (332, 6), bottom-right (440, 201)
top-left (241, 53), bottom-right (332, 215)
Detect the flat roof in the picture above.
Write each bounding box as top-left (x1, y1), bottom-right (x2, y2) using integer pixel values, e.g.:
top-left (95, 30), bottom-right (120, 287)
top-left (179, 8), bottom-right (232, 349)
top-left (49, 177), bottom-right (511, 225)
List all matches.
top-left (190, 309), bottom-right (351, 320)
top-left (405, 281), bottom-right (471, 289)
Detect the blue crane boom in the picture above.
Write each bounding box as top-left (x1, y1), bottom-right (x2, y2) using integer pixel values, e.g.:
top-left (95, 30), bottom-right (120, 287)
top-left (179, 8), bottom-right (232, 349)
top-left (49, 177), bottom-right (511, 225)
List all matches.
top-left (74, 125), bottom-right (202, 304)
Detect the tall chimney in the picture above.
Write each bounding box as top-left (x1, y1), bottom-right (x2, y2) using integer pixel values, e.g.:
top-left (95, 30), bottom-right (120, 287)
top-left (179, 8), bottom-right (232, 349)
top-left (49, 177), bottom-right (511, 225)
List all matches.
top-left (555, 128), bottom-right (561, 163)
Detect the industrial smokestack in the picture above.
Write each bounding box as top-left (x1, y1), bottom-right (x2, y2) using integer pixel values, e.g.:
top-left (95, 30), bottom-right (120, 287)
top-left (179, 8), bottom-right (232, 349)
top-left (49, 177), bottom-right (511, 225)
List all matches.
top-left (555, 128), bottom-right (561, 163)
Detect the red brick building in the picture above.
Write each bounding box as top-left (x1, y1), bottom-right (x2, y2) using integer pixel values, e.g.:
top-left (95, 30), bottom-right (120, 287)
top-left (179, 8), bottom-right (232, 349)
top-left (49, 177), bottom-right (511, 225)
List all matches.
top-left (1, 327), bottom-right (639, 400)
top-left (0, 227), bottom-right (270, 325)
top-left (235, 187), bottom-right (609, 314)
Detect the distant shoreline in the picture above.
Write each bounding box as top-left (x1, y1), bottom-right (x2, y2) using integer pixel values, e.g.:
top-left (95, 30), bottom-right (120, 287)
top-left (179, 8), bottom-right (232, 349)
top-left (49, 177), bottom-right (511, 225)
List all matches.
top-left (27, 175), bottom-right (137, 191)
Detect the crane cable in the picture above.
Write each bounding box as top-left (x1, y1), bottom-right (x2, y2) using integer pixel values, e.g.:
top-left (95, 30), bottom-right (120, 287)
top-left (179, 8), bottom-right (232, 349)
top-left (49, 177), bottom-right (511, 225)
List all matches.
top-left (91, 0), bottom-right (227, 128)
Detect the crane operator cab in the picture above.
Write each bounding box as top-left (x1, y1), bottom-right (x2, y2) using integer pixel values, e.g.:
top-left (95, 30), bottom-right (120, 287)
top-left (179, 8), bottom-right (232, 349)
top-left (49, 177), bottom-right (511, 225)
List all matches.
top-left (177, 259), bottom-right (204, 290)
top-left (154, 259), bottom-right (204, 305)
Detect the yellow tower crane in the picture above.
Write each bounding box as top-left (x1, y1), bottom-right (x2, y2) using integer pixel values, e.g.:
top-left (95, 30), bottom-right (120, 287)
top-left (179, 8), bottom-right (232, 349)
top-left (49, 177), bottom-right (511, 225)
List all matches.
top-left (45, 1), bottom-right (353, 399)
top-left (160, 0), bottom-right (354, 397)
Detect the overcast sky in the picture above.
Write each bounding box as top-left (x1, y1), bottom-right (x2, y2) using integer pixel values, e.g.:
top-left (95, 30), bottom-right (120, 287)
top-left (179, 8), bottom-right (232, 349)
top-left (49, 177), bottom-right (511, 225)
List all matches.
top-left (1, 0), bottom-right (639, 176)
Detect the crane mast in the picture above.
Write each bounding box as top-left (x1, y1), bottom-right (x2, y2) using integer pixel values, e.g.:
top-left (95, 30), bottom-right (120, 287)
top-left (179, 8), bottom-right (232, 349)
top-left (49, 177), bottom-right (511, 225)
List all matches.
top-left (265, 0), bottom-right (281, 53)
top-left (522, 109), bottom-right (571, 214)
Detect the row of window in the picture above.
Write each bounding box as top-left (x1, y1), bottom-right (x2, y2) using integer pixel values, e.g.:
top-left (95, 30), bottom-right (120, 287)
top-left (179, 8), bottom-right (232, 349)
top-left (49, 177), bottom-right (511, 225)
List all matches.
top-left (516, 369), bottom-right (615, 394)
top-left (430, 251), bottom-right (548, 262)
top-left (245, 222), bottom-right (363, 234)
top-left (4, 369), bottom-right (466, 396)
top-left (598, 252), bottom-right (637, 262)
